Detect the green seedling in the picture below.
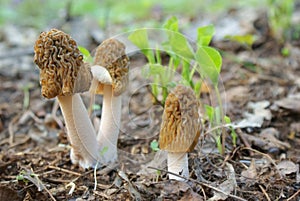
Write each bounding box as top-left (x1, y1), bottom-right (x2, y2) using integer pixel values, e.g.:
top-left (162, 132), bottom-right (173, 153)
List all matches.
top-left (129, 16), bottom-right (229, 154)
top-left (92, 104), bottom-right (101, 111)
top-left (16, 170), bottom-right (41, 190)
top-left (16, 170), bottom-right (29, 184)
top-left (20, 82), bottom-right (34, 110)
top-left (224, 115), bottom-right (237, 147)
top-left (205, 105), bottom-right (222, 153)
top-left (100, 146), bottom-right (108, 156)
top-left (155, 170), bottom-right (161, 182)
top-left (281, 46), bottom-right (290, 57)
top-left (268, 0), bottom-right (295, 41)
top-left (150, 140), bottom-right (160, 152)
top-left (129, 16), bottom-right (221, 100)
top-left (205, 105), bottom-right (237, 153)
top-left (78, 46), bottom-right (93, 63)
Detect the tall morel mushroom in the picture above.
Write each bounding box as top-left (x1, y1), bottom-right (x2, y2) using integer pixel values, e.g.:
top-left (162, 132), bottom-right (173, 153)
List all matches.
top-left (90, 38), bottom-right (129, 164)
top-left (159, 85), bottom-right (201, 181)
top-left (34, 29), bottom-right (100, 169)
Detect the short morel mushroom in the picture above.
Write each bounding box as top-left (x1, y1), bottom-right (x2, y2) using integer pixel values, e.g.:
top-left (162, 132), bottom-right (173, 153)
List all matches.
top-left (90, 38), bottom-right (129, 164)
top-left (159, 85), bottom-right (201, 181)
top-left (34, 29), bottom-right (100, 169)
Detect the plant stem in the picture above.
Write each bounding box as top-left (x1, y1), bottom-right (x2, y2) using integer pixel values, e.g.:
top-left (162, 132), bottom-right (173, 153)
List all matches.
top-left (214, 85), bottom-right (226, 155)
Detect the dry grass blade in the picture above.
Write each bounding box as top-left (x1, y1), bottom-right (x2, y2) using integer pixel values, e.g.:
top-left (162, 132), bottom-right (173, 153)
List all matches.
top-left (118, 171), bottom-right (142, 200)
top-left (286, 189), bottom-right (300, 201)
top-left (47, 165), bottom-right (81, 176)
top-left (258, 185), bottom-right (271, 201)
top-left (20, 169), bottom-right (56, 201)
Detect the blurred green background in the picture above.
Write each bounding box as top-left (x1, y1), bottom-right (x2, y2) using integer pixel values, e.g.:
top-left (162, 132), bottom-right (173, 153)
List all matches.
top-left (0, 0), bottom-right (269, 29)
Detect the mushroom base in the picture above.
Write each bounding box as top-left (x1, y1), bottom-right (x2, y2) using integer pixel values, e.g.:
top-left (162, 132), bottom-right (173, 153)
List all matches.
top-left (167, 152), bottom-right (189, 181)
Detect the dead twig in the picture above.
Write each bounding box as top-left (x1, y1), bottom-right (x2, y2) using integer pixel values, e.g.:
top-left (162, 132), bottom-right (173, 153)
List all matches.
top-left (93, 190), bottom-right (111, 199)
top-left (148, 166), bottom-right (247, 201)
top-left (259, 184), bottom-right (271, 201)
top-left (8, 114), bottom-right (21, 145)
top-left (236, 128), bottom-right (253, 156)
top-left (8, 135), bottom-right (31, 149)
top-left (23, 169), bottom-right (57, 201)
top-left (47, 165), bottom-right (81, 176)
top-left (286, 189), bottom-right (300, 201)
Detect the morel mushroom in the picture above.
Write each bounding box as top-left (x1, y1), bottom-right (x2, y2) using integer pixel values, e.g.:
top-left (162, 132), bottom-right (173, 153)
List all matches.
top-left (34, 29), bottom-right (99, 169)
top-left (159, 85), bottom-right (200, 181)
top-left (90, 38), bottom-right (129, 164)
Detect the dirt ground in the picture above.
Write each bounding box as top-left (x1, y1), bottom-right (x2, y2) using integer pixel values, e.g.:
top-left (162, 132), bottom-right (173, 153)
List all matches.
top-left (0, 7), bottom-right (300, 201)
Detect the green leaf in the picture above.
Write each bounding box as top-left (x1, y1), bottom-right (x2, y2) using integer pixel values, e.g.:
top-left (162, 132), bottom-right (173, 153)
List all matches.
top-left (162, 43), bottom-right (181, 68)
top-left (182, 60), bottom-right (190, 82)
top-left (195, 46), bottom-right (222, 86)
top-left (92, 104), bottom-right (101, 111)
top-left (194, 81), bottom-right (202, 97)
top-left (128, 29), bottom-right (149, 50)
top-left (168, 31), bottom-right (194, 60)
top-left (150, 140), bottom-right (160, 152)
top-left (225, 34), bottom-right (255, 47)
top-left (204, 105), bottom-right (214, 123)
top-left (224, 115), bottom-right (237, 147)
top-left (128, 29), bottom-right (155, 63)
top-left (163, 16), bottom-right (194, 61)
top-left (78, 46), bottom-right (93, 63)
top-left (197, 25), bottom-right (215, 46)
top-left (147, 64), bottom-right (166, 76)
top-left (163, 16), bottom-right (178, 32)
top-left (100, 146), bottom-right (108, 156)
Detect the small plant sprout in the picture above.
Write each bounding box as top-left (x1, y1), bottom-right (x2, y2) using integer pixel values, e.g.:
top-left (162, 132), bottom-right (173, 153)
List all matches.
top-left (34, 29), bottom-right (100, 169)
top-left (159, 85), bottom-right (200, 181)
top-left (129, 17), bottom-right (227, 155)
top-left (267, 0), bottom-right (294, 41)
top-left (150, 140), bottom-right (160, 152)
top-left (90, 38), bottom-right (129, 164)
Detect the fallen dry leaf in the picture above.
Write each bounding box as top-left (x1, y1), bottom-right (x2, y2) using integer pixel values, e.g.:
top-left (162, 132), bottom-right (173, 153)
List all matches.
top-left (223, 85), bottom-right (249, 103)
top-left (260, 128), bottom-right (291, 150)
top-left (240, 159), bottom-right (257, 185)
top-left (208, 163), bottom-right (236, 201)
top-left (276, 160), bottom-right (298, 176)
top-left (157, 180), bottom-right (190, 196)
top-left (234, 101), bottom-right (271, 128)
top-left (179, 189), bottom-right (204, 201)
top-left (241, 127), bottom-right (290, 151)
top-left (118, 171), bottom-right (142, 200)
top-left (275, 93), bottom-right (300, 113)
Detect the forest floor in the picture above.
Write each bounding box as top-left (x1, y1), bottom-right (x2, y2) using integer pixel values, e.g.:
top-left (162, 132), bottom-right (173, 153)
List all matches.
top-left (0, 6), bottom-right (300, 201)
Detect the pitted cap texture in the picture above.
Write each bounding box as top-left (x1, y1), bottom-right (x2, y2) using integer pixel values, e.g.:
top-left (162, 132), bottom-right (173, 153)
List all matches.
top-left (94, 38), bottom-right (129, 96)
top-left (34, 29), bottom-right (91, 98)
top-left (159, 85), bottom-right (200, 153)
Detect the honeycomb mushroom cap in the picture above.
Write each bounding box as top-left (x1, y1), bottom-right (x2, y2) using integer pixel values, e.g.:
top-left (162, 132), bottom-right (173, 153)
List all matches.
top-left (34, 29), bottom-right (91, 99)
top-left (159, 85), bottom-right (201, 153)
top-left (93, 38), bottom-right (129, 96)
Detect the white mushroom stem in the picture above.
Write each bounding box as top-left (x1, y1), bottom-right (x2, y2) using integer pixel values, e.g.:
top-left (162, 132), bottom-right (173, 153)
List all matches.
top-left (167, 152), bottom-right (189, 181)
top-left (97, 85), bottom-right (122, 164)
top-left (58, 94), bottom-right (99, 169)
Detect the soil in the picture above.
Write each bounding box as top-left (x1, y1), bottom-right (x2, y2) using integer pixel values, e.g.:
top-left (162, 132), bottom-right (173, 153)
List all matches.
top-left (0, 9), bottom-right (300, 201)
